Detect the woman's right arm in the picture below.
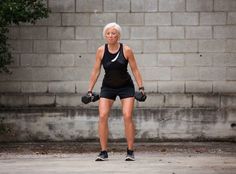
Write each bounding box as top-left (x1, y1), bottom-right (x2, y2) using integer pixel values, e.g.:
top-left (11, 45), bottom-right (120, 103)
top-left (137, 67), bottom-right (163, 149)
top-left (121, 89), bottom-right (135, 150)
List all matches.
top-left (87, 46), bottom-right (104, 92)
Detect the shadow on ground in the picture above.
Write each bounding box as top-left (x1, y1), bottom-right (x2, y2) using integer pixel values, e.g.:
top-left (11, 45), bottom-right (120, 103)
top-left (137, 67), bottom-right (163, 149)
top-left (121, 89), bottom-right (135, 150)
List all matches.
top-left (0, 141), bottom-right (235, 155)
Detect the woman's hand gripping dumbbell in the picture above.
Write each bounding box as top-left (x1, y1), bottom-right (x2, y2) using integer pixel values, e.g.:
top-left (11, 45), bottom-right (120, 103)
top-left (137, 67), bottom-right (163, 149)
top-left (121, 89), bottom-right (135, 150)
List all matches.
top-left (81, 91), bottom-right (100, 104)
top-left (134, 87), bottom-right (147, 102)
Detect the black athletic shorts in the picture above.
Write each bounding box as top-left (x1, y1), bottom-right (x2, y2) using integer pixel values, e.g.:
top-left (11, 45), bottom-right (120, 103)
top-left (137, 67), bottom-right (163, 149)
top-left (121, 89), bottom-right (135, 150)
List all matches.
top-left (100, 84), bottom-right (135, 101)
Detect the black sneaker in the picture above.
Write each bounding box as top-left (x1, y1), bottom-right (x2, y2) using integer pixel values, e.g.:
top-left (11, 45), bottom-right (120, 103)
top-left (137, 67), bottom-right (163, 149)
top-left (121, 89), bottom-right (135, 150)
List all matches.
top-left (95, 151), bottom-right (108, 161)
top-left (125, 149), bottom-right (135, 161)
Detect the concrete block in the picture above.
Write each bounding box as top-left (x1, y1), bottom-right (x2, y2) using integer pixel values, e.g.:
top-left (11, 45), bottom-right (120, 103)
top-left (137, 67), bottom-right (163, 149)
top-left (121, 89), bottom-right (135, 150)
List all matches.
top-left (184, 53), bottom-right (212, 66)
top-left (226, 109), bottom-right (236, 121)
top-left (104, 0), bottom-right (130, 12)
top-left (214, 26), bottom-right (236, 39)
top-left (35, 13), bottom-right (61, 26)
top-left (15, 68), bottom-right (59, 81)
top-left (199, 40), bottom-right (226, 52)
top-left (186, 81), bottom-right (212, 93)
top-left (62, 13), bottom-right (90, 26)
top-left (200, 67), bottom-right (226, 80)
top-left (56, 94), bottom-right (83, 107)
top-left (221, 95), bottom-right (236, 108)
top-left (214, 0), bottom-right (236, 11)
top-left (48, 54), bottom-right (75, 67)
top-left (165, 94), bottom-right (192, 107)
top-left (48, 82), bottom-right (76, 93)
top-left (87, 40), bottom-right (105, 53)
top-left (186, 26), bottom-right (212, 39)
top-left (158, 54), bottom-right (184, 66)
top-left (48, 27), bottom-right (74, 40)
top-left (141, 67), bottom-right (171, 80)
top-left (118, 13), bottom-right (144, 26)
top-left (76, 0), bottom-right (103, 12)
top-left (0, 68), bottom-right (32, 81)
top-left (131, 0), bottom-right (158, 12)
top-left (172, 67), bottom-right (199, 80)
top-left (159, 0), bottom-right (185, 11)
top-left (90, 13), bottom-right (116, 26)
top-left (158, 81), bottom-right (185, 93)
top-left (171, 40), bottom-right (198, 53)
top-left (145, 13), bottom-right (171, 26)
top-left (227, 68), bottom-right (236, 80)
top-left (76, 27), bottom-right (102, 39)
top-left (74, 54), bottom-right (96, 67)
top-left (226, 40), bottom-right (236, 53)
top-left (141, 81), bottom-right (158, 93)
top-left (29, 95), bottom-right (55, 106)
top-left (172, 13), bottom-right (199, 25)
top-left (20, 27), bottom-right (47, 39)
top-left (21, 82), bottom-right (48, 93)
top-left (0, 82), bottom-right (21, 92)
top-left (186, 0), bottom-right (213, 11)
top-left (61, 40), bottom-right (87, 53)
top-left (131, 27), bottom-right (157, 39)
top-left (0, 94), bottom-right (28, 107)
top-left (49, 0), bottom-right (75, 12)
top-left (21, 54), bottom-right (47, 67)
top-left (34, 40), bottom-right (60, 53)
top-left (200, 12), bottom-right (226, 25)
top-left (8, 40), bottom-right (33, 53)
top-left (228, 12), bottom-right (236, 24)
top-left (120, 40), bottom-right (142, 53)
top-left (158, 26), bottom-right (184, 39)
top-left (143, 40), bottom-right (170, 53)
top-left (9, 54), bottom-right (20, 67)
top-left (137, 94), bottom-right (164, 108)
top-left (213, 53), bottom-right (236, 67)
top-left (193, 95), bottom-right (220, 108)
top-left (16, 68), bottom-right (86, 82)
top-left (59, 68), bottom-right (91, 81)
top-left (76, 81), bottom-right (89, 93)
top-left (7, 27), bottom-right (20, 39)
top-left (135, 54), bottom-right (157, 67)
top-left (119, 27), bottom-right (130, 40)
top-left (213, 81), bottom-right (236, 93)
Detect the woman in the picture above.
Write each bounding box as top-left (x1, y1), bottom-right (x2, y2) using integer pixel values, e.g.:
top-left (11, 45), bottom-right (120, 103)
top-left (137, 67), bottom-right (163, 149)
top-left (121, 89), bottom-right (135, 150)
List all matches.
top-left (87, 22), bottom-right (145, 161)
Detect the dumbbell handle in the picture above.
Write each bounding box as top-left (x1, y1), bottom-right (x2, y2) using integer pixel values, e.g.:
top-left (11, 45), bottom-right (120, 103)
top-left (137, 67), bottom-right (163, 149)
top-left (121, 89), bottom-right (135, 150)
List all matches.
top-left (135, 91), bottom-right (147, 102)
top-left (81, 92), bottom-right (100, 104)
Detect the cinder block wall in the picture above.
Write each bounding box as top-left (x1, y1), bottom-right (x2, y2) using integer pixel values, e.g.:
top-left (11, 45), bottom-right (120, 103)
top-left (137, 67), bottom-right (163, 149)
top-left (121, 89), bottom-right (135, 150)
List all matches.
top-left (0, 0), bottom-right (236, 142)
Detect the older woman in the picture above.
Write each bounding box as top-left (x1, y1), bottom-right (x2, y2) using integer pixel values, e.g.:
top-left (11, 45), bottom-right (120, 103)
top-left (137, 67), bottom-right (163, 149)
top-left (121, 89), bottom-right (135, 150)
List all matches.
top-left (87, 22), bottom-right (144, 161)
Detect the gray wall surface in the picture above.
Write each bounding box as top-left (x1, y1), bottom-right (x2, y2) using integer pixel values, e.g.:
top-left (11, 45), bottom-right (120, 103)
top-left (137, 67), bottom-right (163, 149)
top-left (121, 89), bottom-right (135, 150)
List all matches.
top-left (0, 0), bottom-right (236, 142)
top-left (0, 0), bottom-right (236, 93)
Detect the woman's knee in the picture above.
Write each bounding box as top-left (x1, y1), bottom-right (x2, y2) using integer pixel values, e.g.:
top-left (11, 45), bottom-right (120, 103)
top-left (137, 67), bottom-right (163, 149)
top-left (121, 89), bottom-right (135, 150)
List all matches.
top-left (123, 111), bottom-right (133, 122)
top-left (99, 112), bottom-right (109, 122)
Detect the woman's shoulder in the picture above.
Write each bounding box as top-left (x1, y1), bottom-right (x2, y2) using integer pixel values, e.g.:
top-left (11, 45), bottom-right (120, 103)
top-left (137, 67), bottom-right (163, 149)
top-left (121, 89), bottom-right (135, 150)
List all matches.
top-left (97, 44), bottom-right (105, 52)
top-left (96, 45), bottom-right (106, 61)
top-left (96, 44), bottom-right (105, 55)
top-left (122, 44), bottom-right (133, 54)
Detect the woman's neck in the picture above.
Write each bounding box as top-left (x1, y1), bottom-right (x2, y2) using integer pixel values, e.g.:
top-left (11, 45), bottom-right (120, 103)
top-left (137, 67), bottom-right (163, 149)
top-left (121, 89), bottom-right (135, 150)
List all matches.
top-left (108, 42), bottom-right (120, 53)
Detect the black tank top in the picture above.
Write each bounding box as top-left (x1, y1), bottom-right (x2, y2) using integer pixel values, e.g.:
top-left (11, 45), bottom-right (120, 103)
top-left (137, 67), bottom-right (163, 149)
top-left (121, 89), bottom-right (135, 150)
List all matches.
top-left (101, 43), bottom-right (133, 88)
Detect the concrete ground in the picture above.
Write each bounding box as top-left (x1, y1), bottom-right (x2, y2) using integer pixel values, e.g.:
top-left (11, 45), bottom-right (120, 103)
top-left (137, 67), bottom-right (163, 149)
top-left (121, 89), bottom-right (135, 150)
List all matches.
top-left (0, 142), bottom-right (236, 174)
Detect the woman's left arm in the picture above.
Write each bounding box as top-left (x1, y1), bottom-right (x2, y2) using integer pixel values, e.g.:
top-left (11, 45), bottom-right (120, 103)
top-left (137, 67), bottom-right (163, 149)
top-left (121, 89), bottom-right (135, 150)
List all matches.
top-left (124, 45), bottom-right (144, 90)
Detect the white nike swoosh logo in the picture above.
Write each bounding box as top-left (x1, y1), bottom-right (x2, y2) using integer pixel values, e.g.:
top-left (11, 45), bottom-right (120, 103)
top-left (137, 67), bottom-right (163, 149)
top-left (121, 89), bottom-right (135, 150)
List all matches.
top-left (111, 52), bottom-right (120, 62)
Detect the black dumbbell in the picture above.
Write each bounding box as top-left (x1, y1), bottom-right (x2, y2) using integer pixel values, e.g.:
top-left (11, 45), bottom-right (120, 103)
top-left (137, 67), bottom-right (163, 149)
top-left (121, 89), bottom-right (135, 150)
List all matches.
top-left (81, 92), bottom-right (100, 104)
top-left (134, 91), bottom-right (147, 102)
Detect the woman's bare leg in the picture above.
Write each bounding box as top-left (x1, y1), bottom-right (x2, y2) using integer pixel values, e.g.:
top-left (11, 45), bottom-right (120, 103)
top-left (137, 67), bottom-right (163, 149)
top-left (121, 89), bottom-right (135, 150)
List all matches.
top-left (98, 98), bottom-right (114, 151)
top-left (121, 97), bottom-right (135, 150)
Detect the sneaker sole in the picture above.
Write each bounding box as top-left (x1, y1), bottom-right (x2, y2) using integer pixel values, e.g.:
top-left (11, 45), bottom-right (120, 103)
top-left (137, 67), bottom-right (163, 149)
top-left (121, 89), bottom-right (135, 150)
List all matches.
top-left (95, 157), bottom-right (108, 161)
top-left (125, 157), bottom-right (135, 161)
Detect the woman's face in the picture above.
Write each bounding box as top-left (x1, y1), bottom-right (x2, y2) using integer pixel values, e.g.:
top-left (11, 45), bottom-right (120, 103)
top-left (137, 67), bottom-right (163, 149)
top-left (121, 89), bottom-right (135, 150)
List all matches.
top-left (105, 27), bottom-right (120, 44)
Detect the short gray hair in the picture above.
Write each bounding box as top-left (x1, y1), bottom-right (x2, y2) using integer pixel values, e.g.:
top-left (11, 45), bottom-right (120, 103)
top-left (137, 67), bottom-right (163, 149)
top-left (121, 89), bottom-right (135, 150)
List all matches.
top-left (103, 22), bottom-right (122, 38)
